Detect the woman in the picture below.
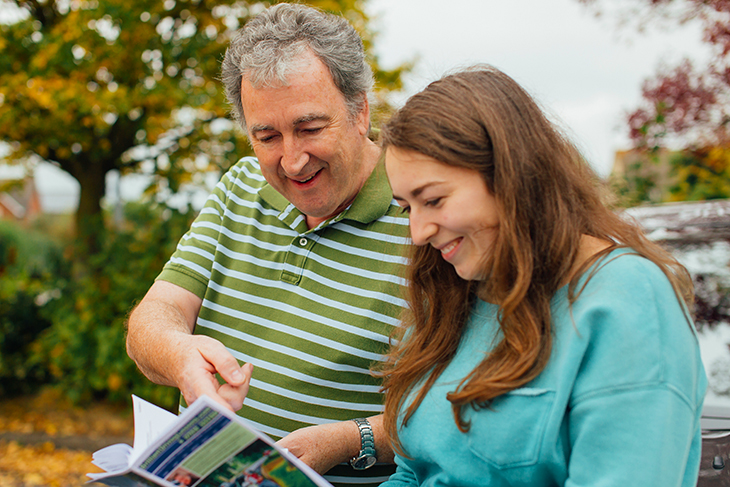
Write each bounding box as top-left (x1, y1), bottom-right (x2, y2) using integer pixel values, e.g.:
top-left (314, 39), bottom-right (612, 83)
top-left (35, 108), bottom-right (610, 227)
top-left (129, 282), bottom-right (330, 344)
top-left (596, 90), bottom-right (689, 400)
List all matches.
top-left (377, 66), bottom-right (706, 486)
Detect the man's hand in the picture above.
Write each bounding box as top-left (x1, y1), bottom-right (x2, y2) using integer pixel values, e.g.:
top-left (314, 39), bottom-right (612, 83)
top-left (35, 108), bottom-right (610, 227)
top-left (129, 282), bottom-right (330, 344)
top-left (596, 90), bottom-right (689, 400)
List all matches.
top-left (176, 335), bottom-right (254, 412)
top-left (127, 280), bottom-right (254, 412)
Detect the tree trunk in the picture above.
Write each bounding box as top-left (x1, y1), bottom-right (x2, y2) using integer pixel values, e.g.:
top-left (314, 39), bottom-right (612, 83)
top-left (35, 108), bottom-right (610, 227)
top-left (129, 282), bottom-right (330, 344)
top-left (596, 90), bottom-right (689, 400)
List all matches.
top-left (73, 162), bottom-right (107, 262)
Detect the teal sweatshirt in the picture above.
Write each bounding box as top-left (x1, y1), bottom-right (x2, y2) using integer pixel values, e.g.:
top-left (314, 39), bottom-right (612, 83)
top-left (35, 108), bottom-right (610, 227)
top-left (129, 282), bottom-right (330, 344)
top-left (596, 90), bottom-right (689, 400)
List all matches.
top-left (383, 250), bottom-right (707, 487)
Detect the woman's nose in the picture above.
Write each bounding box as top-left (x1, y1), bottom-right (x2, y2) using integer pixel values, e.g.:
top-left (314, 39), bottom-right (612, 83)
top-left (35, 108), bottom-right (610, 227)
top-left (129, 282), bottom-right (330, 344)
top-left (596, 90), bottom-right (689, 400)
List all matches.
top-left (409, 210), bottom-right (437, 246)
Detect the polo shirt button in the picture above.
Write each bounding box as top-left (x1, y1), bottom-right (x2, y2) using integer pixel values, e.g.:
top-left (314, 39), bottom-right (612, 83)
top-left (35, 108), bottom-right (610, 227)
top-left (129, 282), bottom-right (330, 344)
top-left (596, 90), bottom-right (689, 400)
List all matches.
top-left (299, 237), bottom-right (308, 246)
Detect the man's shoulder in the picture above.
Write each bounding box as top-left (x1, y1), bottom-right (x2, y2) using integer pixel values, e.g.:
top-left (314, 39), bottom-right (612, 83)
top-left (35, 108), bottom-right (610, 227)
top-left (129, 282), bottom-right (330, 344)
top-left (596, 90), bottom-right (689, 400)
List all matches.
top-left (205, 156), bottom-right (286, 219)
top-left (224, 156), bottom-right (266, 187)
top-left (212, 156), bottom-right (272, 206)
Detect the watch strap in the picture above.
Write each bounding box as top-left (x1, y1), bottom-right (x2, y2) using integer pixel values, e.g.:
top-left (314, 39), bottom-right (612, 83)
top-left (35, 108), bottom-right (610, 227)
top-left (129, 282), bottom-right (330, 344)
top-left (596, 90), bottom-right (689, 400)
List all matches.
top-left (349, 417), bottom-right (377, 470)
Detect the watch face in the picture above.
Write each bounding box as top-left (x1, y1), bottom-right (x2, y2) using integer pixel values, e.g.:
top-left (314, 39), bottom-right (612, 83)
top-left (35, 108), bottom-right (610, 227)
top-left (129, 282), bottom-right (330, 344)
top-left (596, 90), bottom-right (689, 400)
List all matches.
top-left (352, 455), bottom-right (377, 470)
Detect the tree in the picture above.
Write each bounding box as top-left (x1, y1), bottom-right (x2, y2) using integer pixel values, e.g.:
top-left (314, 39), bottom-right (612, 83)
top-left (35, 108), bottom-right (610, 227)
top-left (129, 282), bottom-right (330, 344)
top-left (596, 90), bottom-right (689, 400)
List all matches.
top-left (669, 145), bottom-right (730, 200)
top-left (579, 0), bottom-right (730, 203)
top-left (0, 0), bottom-right (408, 256)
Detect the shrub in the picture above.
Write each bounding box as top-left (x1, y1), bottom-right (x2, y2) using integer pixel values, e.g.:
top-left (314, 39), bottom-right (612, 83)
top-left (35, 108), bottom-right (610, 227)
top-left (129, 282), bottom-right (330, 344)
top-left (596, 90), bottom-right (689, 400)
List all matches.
top-left (13, 202), bottom-right (194, 409)
top-left (0, 220), bottom-right (68, 396)
top-left (47, 203), bottom-right (189, 408)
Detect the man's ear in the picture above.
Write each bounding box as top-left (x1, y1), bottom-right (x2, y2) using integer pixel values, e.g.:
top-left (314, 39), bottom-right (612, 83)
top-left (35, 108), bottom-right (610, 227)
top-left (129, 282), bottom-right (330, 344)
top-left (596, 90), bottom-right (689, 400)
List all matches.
top-left (355, 94), bottom-right (371, 137)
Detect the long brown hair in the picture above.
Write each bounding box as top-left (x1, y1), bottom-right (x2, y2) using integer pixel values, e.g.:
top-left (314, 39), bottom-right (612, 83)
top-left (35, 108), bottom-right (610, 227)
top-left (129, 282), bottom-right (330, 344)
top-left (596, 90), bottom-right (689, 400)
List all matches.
top-left (376, 66), bottom-right (694, 455)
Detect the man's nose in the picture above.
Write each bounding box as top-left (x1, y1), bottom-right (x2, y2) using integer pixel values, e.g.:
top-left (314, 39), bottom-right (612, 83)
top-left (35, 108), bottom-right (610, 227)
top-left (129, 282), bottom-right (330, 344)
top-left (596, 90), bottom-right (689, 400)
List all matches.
top-left (409, 210), bottom-right (437, 246)
top-left (280, 136), bottom-right (309, 175)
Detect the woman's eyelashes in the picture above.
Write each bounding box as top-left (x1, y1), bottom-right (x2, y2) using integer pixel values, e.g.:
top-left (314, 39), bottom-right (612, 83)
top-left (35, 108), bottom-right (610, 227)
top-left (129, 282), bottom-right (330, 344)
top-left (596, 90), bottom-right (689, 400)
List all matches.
top-left (397, 196), bottom-right (443, 215)
top-left (424, 197), bottom-right (442, 208)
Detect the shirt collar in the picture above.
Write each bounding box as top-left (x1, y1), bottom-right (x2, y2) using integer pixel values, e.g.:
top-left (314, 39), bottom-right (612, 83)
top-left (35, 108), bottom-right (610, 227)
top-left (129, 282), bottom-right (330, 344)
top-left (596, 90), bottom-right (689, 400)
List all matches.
top-left (258, 161), bottom-right (392, 229)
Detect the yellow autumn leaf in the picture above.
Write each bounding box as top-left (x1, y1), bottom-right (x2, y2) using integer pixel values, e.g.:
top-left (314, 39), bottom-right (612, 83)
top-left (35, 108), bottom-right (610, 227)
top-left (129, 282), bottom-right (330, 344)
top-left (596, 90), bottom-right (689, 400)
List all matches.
top-left (107, 373), bottom-right (123, 391)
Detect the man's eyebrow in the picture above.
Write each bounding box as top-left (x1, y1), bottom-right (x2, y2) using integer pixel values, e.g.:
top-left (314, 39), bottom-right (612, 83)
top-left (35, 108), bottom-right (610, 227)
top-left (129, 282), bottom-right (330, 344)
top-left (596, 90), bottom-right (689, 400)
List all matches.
top-left (249, 115), bottom-right (330, 136)
top-left (294, 114), bottom-right (330, 126)
top-left (249, 124), bottom-right (274, 136)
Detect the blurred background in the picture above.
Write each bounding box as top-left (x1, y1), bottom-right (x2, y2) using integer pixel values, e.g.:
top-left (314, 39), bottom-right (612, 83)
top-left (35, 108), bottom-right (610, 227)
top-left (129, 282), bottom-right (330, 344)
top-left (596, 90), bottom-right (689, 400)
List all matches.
top-left (1, 0), bottom-right (729, 484)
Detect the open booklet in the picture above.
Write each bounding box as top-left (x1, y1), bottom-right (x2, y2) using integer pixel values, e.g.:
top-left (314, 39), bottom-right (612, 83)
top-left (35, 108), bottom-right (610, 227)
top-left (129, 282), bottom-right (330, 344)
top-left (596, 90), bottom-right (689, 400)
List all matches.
top-left (87, 394), bottom-right (333, 487)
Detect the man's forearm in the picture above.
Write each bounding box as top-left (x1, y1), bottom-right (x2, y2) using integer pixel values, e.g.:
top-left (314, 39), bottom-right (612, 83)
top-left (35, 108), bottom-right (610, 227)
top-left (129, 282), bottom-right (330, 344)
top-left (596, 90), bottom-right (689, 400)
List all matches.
top-left (275, 413), bottom-right (395, 474)
top-left (126, 298), bottom-right (194, 386)
top-left (126, 280), bottom-right (251, 412)
top-left (127, 306), bottom-right (190, 386)
top-left (126, 280), bottom-right (203, 387)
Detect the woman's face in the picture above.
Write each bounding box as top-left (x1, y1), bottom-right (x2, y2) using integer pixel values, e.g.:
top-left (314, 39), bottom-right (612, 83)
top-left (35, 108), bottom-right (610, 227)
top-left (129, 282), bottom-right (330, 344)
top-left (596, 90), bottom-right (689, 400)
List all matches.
top-left (385, 147), bottom-right (500, 281)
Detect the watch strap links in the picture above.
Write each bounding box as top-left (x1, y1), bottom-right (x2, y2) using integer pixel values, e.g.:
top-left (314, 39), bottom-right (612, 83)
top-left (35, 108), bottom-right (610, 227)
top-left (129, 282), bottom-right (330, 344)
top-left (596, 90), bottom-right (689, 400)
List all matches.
top-left (349, 417), bottom-right (377, 470)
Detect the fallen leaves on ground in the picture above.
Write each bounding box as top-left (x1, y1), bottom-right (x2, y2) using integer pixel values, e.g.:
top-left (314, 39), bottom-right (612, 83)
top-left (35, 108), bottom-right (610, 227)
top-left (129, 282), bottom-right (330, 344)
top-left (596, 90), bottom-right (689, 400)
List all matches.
top-left (0, 387), bottom-right (132, 438)
top-left (0, 440), bottom-right (99, 487)
top-left (0, 387), bottom-right (134, 487)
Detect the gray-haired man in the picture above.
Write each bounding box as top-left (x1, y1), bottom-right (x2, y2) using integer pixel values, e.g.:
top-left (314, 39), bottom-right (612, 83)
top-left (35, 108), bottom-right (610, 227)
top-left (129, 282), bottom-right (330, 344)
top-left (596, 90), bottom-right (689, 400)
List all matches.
top-left (126, 4), bottom-right (410, 486)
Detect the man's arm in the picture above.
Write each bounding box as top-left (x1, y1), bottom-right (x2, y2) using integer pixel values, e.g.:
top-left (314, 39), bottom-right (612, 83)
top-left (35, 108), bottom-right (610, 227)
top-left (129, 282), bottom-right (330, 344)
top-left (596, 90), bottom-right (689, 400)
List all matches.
top-left (126, 280), bottom-right (253, 411)
top-left (277, 414), bottom-right (394, 474)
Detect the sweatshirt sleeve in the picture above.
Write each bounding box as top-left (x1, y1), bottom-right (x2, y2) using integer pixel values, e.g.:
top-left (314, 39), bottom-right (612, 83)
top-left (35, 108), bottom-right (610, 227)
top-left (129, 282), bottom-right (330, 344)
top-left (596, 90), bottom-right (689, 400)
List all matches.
top-left (380, 455), bottom-right (419, 487)
top-left (565, 253), bottom-right (706, 487)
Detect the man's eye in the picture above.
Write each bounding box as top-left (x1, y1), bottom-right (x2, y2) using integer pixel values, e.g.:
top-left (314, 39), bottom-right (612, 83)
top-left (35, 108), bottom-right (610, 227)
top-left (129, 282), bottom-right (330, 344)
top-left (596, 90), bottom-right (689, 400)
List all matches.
top-left (302, 127), bottom-right (323, 135)
top-left (398, 206), bottom-right (410, 215)
top-left (425, 197), bottom-right (442, 207)
top-left (256, 133), bottom-right (278, 143)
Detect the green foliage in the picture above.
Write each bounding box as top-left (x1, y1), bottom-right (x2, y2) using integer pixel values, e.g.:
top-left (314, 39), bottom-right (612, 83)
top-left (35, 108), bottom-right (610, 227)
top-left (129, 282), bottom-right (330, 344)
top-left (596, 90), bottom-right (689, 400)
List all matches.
top-left (608, 147), bottom-right (667, 207)
top-left (0, 219), bottom-right (67, 275)
top-left (0, 220), bottom-right (67, 396)
top-left (25, 202), bottom-right (193, 408)
top-left (0, 0), bottom-right (409, 252)
top-left (669, 147), bottom-right (730, 201)
top-left (610, 145), bottom-right (730, 207)
top-left (0, 203), bottom-right (192, 408)
top-left (0, 276), bottom-right (54, 394)
top-left (609, 162), bottom-right (658, 207)
top-left (0, 0), bottom-right (410, 408)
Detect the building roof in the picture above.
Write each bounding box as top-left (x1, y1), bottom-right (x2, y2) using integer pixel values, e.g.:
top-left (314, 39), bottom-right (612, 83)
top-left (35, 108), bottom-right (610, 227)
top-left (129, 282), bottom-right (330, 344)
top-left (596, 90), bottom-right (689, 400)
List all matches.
top-left (0, 173), bottom-right (42, 221)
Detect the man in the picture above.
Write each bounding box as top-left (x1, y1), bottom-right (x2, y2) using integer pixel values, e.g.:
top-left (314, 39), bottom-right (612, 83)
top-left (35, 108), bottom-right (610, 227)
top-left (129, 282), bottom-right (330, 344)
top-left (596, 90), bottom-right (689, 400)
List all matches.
top-left (125, 4), bottom-right (410, 486)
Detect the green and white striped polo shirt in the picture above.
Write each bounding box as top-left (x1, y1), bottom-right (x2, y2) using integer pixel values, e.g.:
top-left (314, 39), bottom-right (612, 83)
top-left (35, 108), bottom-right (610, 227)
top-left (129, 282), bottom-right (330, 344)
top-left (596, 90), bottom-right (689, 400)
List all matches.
top-left (157, 156), bottom-right (411, 486)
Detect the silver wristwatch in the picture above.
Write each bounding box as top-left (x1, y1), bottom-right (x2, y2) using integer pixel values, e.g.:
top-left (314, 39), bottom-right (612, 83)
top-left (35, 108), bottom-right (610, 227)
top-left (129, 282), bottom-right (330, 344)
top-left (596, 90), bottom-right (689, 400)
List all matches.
top-left (350, 417), bottom-right (377, 470)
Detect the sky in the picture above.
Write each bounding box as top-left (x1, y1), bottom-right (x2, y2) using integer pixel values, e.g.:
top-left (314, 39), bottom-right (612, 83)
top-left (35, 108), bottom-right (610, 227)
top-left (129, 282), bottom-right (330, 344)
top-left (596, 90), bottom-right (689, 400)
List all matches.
top-left (366, 0), bottom-right (711, 178)
top-left (15, 0), bottom-right (714, 211)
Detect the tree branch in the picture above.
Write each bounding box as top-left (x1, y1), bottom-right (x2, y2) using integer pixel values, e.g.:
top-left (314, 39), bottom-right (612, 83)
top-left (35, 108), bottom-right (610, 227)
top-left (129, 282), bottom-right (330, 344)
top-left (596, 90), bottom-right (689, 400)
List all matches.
top-left (16, 0), bottom-right (58, 28)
